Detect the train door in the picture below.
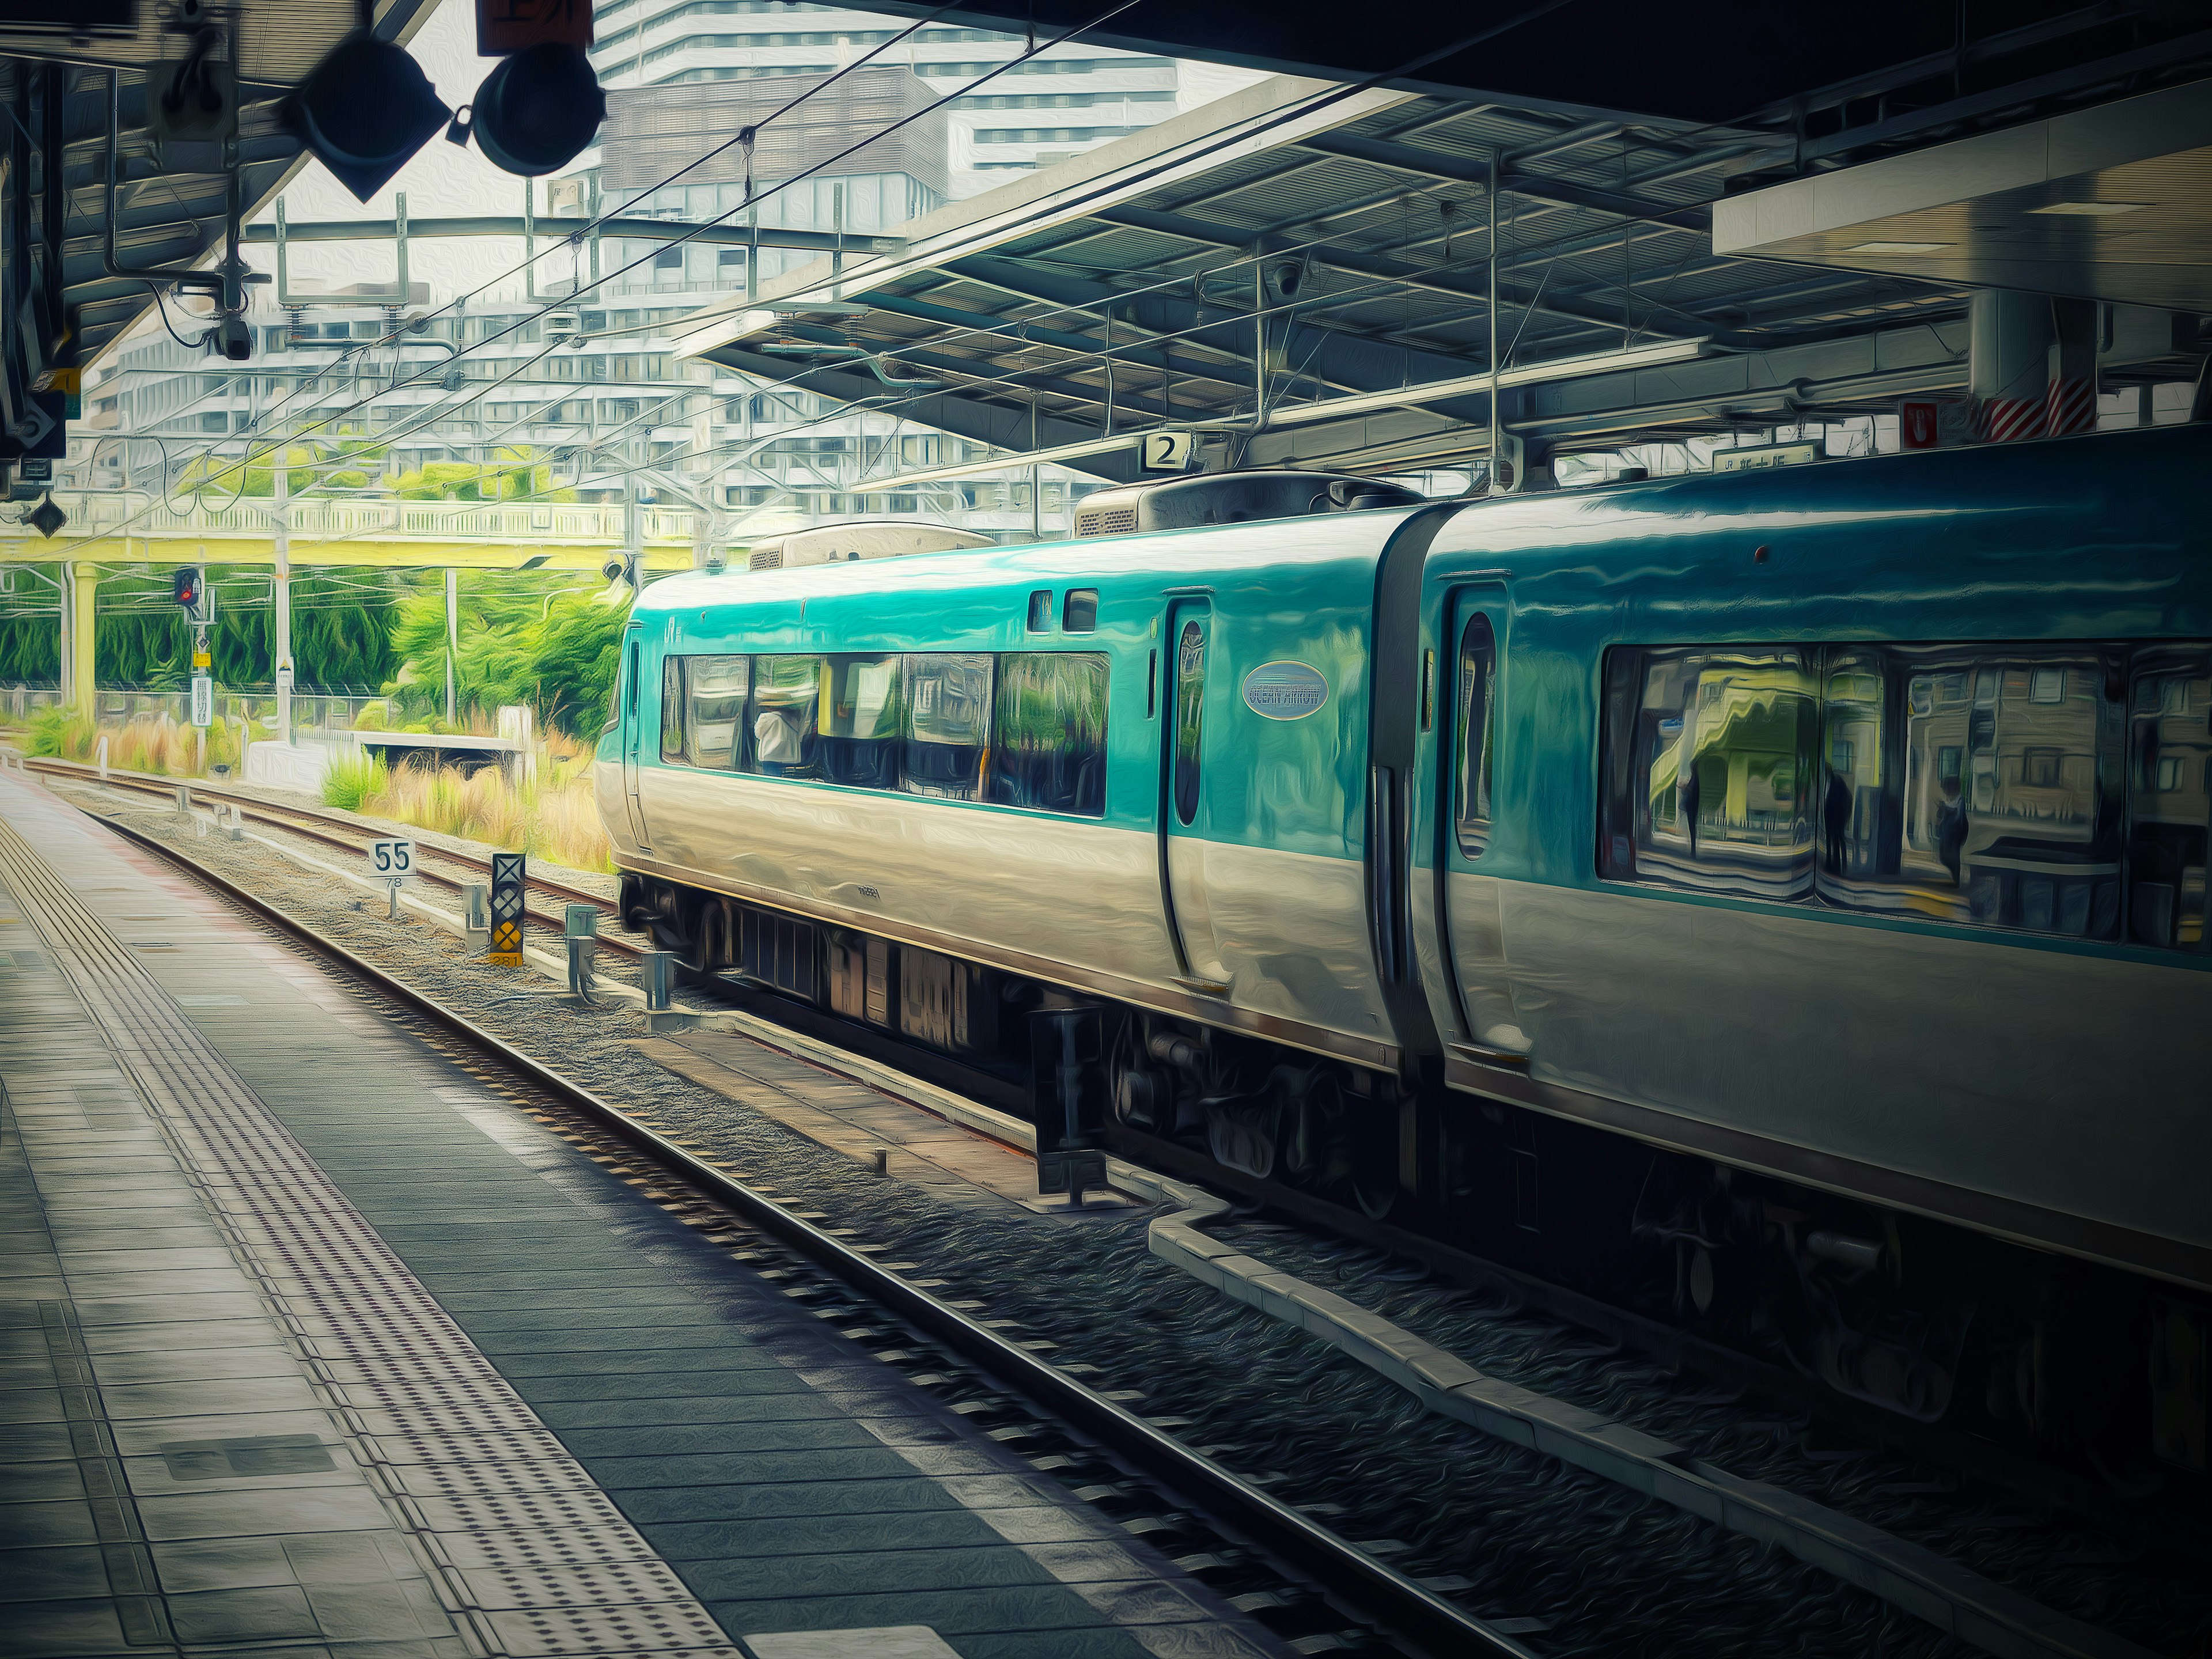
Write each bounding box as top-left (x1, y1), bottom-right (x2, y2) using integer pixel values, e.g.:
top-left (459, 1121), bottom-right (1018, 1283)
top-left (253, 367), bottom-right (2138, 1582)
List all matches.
top-left (620, 629), bottom-right (652, 851)
top-left (1160, 601), bottom-right (1231, 993)
top-left (1436, 584), bottom-right (1527, 1059)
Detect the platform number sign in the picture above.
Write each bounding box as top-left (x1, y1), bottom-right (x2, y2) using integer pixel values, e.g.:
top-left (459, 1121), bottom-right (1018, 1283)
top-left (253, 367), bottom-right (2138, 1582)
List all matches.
top-left (488, 853), bottom-right (526, 964)
top-left (1140, 430), bottom-right (1194, 472)
top-left (370, 839), bottom-right (415, 879)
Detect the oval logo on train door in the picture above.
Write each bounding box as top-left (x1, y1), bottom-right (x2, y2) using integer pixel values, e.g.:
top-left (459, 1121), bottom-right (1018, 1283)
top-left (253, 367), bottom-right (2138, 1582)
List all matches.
top-left (1240, 661), bottom-right (1330, 720)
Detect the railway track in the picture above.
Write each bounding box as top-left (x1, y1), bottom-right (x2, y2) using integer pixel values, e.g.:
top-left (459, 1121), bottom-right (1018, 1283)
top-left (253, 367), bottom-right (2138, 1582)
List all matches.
top-left (76, 790), bottom-right (1520, 1659)
top-left (22, 760), bottom-right (2193, 1531)
top-left (19, 755), bottom-right (637, 950)
top-left (21, 755), bottom-right (2205, 1656)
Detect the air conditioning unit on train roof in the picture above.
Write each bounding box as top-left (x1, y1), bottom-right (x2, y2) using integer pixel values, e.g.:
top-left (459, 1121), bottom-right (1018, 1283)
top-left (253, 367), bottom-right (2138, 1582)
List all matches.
top-left (738, 520), bottom-right (994, 571)
top-left (1072, 469), bottom-right (1425, 538)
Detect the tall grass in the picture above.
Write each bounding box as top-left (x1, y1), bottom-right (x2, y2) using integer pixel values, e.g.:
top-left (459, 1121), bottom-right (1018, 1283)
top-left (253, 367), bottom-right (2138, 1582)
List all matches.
top-left (24, 707), bottom-right (242, 775)
top-left (320, 751), bottom-right (388, 811)
top-left (342, 753), bottom-right (611, 872)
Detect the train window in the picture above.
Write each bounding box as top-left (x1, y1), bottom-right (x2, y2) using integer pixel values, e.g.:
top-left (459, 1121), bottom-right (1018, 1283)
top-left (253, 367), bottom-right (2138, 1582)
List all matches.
top-left (1859, 646), bottom-right (2123, 937)
top-left (2126, 652), bottom-right (2210, 950)
top-left (819, 654), bottom-right (902, 789)
top-left (748, 656), bottom-right (823, 778)
top-left (1027, 589), bottom-right (1054, 632)
top-left (991, 653), bottom-right (1108, 817)
top-left (660, 656), bottom-right (684, 762)
top-left (900, 653), bottom-right (993, 799)
top-left (1172, 615), bottom-right (1207, 825)
top-left (1813, 649), bottom-right (1887, 905)
top-left (1601, 642), bottom-right (2212, 947)
top-left (1062, 589), bottom-right (1099, 633)
top-left (1454, 615), bottom-right (1497, 857)
top-left (1599, 646), bottom-right (1819, 901)
top-left (682, 655), bottom-right (749, 770)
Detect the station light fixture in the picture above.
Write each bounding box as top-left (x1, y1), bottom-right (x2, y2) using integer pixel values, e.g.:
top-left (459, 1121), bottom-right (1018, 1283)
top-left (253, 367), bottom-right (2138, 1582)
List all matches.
top-left (449, 43), bottom-right (605, 177)
top-left (282, 30), bottom-right (452, 202)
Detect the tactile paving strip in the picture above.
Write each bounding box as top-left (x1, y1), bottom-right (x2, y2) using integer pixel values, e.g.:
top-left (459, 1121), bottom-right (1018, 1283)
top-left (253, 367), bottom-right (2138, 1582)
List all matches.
top-left (0, 813), bottom-right (742, 1659)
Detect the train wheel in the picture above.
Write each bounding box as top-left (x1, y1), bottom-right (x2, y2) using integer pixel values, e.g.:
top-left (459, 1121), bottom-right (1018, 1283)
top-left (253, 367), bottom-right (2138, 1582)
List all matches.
top-left (1205, 1099), bottom-right (1279, 1182)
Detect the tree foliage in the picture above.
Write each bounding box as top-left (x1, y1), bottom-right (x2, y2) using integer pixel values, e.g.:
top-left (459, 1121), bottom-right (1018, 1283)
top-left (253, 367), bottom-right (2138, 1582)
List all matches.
top-left (0, 565), bottom-right (404, 692)
top-left (385, 572), bottom-right (629, 735)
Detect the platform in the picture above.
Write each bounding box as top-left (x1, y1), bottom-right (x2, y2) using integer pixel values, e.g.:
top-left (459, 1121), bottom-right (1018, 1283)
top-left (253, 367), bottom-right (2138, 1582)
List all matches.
top-left (0, 771), bottom-right (1287, 1659)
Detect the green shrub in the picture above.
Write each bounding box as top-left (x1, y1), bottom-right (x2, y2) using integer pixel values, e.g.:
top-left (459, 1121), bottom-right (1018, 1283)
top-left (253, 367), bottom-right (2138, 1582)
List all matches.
top-left (321, 751), bottom-right (388, 811)
top-left (351, 700), bottom-right (389, 732)
top-left (25, 706), bottom-right (94, 759)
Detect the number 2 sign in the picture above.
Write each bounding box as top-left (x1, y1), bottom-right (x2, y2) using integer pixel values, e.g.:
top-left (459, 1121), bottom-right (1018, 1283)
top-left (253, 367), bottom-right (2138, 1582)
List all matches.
top-left (1141, 430), bottom-right (1194, 472)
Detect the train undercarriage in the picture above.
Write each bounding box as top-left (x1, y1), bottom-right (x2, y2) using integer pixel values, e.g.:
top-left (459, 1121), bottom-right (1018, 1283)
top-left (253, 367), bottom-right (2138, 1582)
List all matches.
top-left (623, 870), bottom-right (2209, 1515)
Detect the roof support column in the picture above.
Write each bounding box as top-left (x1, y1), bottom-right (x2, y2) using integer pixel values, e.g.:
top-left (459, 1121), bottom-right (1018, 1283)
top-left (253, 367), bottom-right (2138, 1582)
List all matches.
top-left (274, 449), bottom-right (293, 744)
top-left (1487, 149), bottom-right (1501, 494)
top-left (444, 568), bottom-right (458, 727)
top-left (67, 563), bottom-right (97, 713)
top-left (1969, 290), bottom-right (2052, 442)
top-left (2047, 298), bottom-right (2098, 436)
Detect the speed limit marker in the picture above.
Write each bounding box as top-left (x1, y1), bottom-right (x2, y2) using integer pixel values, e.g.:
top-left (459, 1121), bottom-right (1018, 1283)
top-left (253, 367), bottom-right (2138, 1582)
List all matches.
top-left (370, 838), bottom-right (415, 878)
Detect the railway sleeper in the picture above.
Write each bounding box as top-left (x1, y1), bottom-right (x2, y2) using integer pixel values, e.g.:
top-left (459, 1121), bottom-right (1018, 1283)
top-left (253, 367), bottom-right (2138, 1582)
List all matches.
top-left (623, 873), bottom-right (2210, 1512)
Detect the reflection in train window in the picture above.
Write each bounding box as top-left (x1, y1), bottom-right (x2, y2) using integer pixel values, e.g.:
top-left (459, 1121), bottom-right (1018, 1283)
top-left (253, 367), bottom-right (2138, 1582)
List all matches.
top-left (1454, 613), bottom-right (1497, 857)
top-left (1816, 649), bottom-right (1885, 906)
top-left (660, 656), bottom-right (685, 762)
top-left (1599, 646), bottom-right (1819, 900)
top-left (1601, 642), bottom-right (2212, 949)
top-left (1885, 646), bottom-right (2121, 937)
top-left (2127, 653), bottom-right (2210, 949)
top-left (901, 653), bottom-right (994, 799)
top-left (679, 654), bottom-right (749, 770)
top-left (748, 655), bottom-right (823, 778)
top-left (992, 653), bottom-right (1109, 817)
top-left (1173, 616), bottom-right (1207, 826)
top-left (817, 655), bottom-right (902, 789)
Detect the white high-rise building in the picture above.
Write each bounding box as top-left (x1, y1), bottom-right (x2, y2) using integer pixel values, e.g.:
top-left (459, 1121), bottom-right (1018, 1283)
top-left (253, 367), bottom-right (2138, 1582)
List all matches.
top-left (588, 1), bottom-right (1229, 198)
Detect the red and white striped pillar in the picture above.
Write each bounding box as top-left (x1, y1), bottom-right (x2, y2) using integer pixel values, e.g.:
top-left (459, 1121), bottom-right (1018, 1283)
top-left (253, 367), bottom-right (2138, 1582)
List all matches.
top-left (2044, 297), bottom-right (2099, 437)
top-left (1970, 290), bottom-right (2050, 442)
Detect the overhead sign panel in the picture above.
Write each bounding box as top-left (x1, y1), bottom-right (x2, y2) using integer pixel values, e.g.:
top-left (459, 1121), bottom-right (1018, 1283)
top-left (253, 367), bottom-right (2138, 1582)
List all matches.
top-left (478, 0), bottom-right (593, 55)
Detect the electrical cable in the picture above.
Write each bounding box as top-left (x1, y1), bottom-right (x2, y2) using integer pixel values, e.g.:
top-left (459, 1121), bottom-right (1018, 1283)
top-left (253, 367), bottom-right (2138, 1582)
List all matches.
top-left (93, 9), bottom-right (1601, 558)
top-left (87, 0), bottom-right (1145, 552)
top-left (143, 282), bottom-right (213, 351)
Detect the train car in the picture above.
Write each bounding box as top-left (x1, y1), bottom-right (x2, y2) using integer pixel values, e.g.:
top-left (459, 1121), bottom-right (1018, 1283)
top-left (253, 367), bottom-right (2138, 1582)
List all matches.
top-left (598, 421), bottom-right (2210, 1482)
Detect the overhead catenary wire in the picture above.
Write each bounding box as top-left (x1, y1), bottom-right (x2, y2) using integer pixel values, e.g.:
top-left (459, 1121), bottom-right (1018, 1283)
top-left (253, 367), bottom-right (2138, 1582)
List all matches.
top-left (85, 6), bottom-right (1626, 557)
top-left (90, 2), bottom-right (1139, 552)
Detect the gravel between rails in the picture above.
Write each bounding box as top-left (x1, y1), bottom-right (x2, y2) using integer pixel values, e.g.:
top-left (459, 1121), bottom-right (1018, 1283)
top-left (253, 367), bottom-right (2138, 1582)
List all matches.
top-left (77, 783), bottom-right (2206, 1659)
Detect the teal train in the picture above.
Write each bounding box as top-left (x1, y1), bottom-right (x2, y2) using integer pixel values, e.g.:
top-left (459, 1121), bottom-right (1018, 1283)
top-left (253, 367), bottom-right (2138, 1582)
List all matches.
top-left (600, 423), bottom-right (2210, 1472)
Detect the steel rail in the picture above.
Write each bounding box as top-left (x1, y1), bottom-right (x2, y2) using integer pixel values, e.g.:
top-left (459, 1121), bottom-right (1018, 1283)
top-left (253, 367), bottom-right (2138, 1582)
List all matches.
top-left (41, 752), bottom-right (2205, 1570)
top-left (20, 756), bottom-right (627, 941)
top-left (79, 804), bottom-right (1526, 1659)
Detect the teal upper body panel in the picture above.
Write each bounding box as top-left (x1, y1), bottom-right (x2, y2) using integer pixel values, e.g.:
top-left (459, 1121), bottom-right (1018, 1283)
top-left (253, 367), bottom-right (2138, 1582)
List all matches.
top-left (1416, 422), bottom-right (2212, 947)
top-left (619, 508), bottom-right (1420, 862)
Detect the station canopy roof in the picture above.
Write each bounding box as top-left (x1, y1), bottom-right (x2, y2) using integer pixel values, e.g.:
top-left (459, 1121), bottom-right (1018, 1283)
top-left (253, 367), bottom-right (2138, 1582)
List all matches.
top-left (672, 14), bottom-right (2212, 488)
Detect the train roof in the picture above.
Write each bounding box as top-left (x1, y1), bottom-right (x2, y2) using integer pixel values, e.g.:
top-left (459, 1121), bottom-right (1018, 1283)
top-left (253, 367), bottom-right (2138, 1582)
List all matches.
top-left (635, 423), bottom-right (2208, 619)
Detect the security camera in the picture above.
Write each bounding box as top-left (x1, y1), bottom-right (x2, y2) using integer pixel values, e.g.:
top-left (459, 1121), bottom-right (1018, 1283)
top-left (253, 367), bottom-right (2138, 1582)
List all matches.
top-left (214, 315), bottom-right (252, 361)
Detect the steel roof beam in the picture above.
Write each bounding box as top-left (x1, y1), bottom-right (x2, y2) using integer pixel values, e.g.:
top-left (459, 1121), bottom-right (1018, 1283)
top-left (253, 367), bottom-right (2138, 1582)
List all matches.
top-left (855, 291), bottom-right (1259, 395)
top-left (700, 341), bottom-right (1147, 484)
top-left (1089, 203), bottom-right (1714, 346)
top-left (943, 249), bottom-right (1487, 401)
top-left (1289, 132), bottom-right (1711, 233)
